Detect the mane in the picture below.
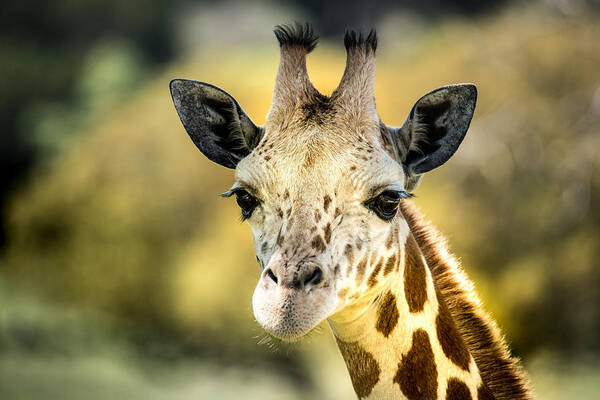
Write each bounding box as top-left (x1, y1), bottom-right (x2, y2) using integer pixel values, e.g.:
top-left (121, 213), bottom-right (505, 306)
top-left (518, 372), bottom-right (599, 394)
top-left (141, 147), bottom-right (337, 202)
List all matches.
top-left (400, 200), bottom-right (534, 400)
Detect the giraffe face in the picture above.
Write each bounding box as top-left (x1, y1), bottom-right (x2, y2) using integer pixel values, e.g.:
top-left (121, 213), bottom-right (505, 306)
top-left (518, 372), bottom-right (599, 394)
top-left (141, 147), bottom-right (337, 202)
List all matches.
top-left (170, 24), bottom-right (477, 342)
top-left (232, 122), bottom-right (411, 340)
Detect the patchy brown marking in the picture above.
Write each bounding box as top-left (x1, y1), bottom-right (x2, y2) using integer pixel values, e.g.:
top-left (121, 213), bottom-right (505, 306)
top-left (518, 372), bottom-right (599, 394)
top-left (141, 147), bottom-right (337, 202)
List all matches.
top-left (264, 155), bottom-right (271, 161)
top-left (400, 183), bottom-right (532, 400)
top-left (385, 229), bottom-right (395, 249)
top-left (283, 190), bottom-right (289, 200)
top-left (324, 223), bottom-right (332, 243)
top-left (355, 255), bottom-right (368, 285)
top-left (315, 210), bottom-right (322, 222)
top-left (375, 291), bottom-right (399, 337)
top-left (367, 258), bottom-right (383, 288)
top-left (334, 264), bottom-right (340, 276)
top-left (334, 207), bottom-right (341, 218)
top-left (356, 238), bottom-right (363, 251)
top-left (383, 254), bottom-right (397, 276)
top-left (446, 378), bottom-right (472, 400)
top-left (393, 329), bottom-right (438, 400)
top-left (261, 242), bottom-right (268, 254)
top-left (310, 226), bottom-right (317, 233)
top-left (302, 93), bottom-right (333, 124)
top-left (336, 340), bottom-right (380, 399)
top-left (276, 229), bottom-right (284, 246)
top-left (277, 208), bottom-right (283, 218)
top-left (350, 165), bottom-right (357, 171)
top-left (436, 290), bottom-right (471, 372)
top-left (286, 208), bottom-right (292, 217)
top-left (344, 244), bottom-right (354, 263)
top-left (477, 384), bottom-right (495, 400)
top-left (323, 195), bottom-right (332, 212)
top-left (404, 235), bottom-right (428, 313)
top-left (311, 235), bottom-right (326, 252)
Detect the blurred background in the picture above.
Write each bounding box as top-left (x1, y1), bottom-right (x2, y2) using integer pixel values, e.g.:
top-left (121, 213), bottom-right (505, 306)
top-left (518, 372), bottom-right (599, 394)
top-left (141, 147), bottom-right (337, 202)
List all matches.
top-left (1, 0), bottom-right (599, 398)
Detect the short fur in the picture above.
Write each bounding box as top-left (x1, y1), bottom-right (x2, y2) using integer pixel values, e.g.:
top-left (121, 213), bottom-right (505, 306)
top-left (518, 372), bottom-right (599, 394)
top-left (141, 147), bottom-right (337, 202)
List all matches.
top-left (344, 29), bottom-right (378, 54)
top-left (274, 23), bottom-right (319, 53)
top-left (400, 201), bottom-right (533, 400)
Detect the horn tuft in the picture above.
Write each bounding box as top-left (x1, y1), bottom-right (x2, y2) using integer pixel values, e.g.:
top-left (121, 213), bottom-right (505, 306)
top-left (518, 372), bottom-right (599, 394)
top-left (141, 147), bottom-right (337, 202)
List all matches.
top-left (274, 23), bottom-right (319, 53)
top-left (343, 29), bottom-right (377, 54)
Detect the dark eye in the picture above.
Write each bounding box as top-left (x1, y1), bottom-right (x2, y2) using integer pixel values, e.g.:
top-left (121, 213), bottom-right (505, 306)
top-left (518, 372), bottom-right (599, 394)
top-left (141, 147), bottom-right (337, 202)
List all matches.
top-left (366, 190), bottom-right (411, 221)
top-left (235, 190), bottom-right (259, 220)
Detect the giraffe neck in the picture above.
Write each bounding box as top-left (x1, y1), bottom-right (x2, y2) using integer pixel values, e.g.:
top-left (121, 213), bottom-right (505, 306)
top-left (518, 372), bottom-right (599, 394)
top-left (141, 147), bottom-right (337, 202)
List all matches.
top-left (328, 232), bottom-right (492, 400)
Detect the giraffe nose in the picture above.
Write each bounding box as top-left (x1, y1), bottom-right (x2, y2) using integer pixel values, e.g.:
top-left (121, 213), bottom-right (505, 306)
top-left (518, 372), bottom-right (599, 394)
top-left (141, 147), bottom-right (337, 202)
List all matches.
top-left (264, 262), bottom-right (324, 290)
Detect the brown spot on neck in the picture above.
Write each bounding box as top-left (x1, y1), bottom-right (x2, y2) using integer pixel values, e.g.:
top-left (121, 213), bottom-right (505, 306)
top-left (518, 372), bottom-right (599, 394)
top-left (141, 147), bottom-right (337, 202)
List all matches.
top-left (375, 291), bottom-right (399, 337)
top-left (394, 329), bottom-right (438, 400)
top-left (367, 258), bottom-right (383, 288)
top-left (404, 234), bottom-right (428, 312)
top-left (436, 289), bottom-right (471, 371)
top-left (323, 195), bottom-right (332, 212)
top-left (355, 254), bottom-right (368, 285)
top-left (383, 254), bottom-right (397, 276)
top-left (336, 340), bottom-right (380, 399)
top-left (446, 378), bottom-right (472, 400)
top-left (324, 223), bottom-right (332, 243)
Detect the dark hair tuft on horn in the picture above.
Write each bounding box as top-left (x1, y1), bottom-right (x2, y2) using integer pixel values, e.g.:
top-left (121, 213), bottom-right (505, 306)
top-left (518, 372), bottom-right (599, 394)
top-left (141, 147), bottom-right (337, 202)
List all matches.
top-left (344, 29), bottom-right (378, 54)
top-left (274, 23), bottom-right (319, 53)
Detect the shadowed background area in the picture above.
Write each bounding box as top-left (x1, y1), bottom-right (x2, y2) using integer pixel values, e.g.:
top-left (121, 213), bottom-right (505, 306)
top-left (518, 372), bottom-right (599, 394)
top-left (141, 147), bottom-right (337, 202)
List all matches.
top-left (1, 0), bottom-right (600, 399)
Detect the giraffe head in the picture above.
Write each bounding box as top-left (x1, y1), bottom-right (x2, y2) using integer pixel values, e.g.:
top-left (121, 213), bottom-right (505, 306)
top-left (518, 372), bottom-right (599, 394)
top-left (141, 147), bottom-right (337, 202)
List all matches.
top-left (170, 24), bottom-right (476, 341)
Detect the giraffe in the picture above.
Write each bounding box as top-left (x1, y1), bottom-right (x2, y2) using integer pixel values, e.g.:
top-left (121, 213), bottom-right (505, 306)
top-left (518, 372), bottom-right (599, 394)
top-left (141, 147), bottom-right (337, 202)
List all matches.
top-left (169, 24), bottom-right (534, 400)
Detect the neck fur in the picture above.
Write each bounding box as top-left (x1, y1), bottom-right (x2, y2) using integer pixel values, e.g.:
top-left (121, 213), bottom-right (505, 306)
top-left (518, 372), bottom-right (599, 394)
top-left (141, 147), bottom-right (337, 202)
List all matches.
top-left (327, 201), bottom-right (533, 400)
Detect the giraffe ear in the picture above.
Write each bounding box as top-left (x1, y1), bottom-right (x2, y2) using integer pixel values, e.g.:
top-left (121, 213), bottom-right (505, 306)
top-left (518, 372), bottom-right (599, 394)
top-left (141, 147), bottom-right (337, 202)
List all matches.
top-left (386, 84), bottom-right (477, 189)
top-left (170, 79), bottom-right (264, 169)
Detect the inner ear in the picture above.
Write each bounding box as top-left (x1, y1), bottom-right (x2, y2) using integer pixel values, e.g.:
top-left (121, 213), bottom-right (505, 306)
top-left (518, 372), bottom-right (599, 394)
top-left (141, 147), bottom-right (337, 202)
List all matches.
top-left (386, 84), bottom-right (477, 177)
top-left (170, 79), bottom-right (263, 169)
top-left (403, 99), bottom-right (452, 168)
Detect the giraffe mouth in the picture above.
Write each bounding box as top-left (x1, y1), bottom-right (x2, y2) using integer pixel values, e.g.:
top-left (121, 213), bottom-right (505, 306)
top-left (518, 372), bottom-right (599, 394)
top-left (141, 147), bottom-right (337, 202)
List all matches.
top-left (252, 283), bottom-right (338, 342)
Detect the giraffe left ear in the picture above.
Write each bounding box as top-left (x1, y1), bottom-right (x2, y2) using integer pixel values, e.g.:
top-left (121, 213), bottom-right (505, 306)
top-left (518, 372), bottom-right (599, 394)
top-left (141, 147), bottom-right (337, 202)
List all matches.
top-left (386, 84), bottom-right (477, 190)
top-left (170, 79), bottom-right (263, 169)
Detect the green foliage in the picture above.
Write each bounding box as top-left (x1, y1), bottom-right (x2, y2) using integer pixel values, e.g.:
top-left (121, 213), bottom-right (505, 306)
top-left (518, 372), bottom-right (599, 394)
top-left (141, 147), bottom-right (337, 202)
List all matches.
top-left (2, 5), bottom-right (600, 398)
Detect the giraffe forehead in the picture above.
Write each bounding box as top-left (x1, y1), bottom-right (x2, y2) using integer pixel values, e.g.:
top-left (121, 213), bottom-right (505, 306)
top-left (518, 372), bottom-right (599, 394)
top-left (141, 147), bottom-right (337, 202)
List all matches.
top-left (236, 134), bottom-right (405, 201)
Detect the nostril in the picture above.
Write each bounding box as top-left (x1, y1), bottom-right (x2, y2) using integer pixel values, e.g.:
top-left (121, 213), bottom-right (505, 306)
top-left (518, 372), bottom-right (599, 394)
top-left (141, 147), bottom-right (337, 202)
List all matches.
top-left (266, 268), bottom-right (278, 284)
top-left (304, 267), bottom-right (323, 287)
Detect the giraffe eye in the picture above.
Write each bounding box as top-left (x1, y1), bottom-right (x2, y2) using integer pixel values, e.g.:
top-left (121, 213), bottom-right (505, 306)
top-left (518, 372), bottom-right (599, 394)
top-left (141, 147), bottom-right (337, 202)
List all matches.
top-left (235, 189), bottom-right (259, 220)
top-left (366, 190), bottom-right (411, 221)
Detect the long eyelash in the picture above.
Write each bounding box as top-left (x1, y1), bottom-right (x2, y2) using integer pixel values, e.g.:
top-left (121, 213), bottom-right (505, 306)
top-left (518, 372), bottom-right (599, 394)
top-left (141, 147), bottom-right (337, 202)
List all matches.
top-left (221, 188), bottom-right (241, 198)
top-left (400, 191), bottom-right (414, 199)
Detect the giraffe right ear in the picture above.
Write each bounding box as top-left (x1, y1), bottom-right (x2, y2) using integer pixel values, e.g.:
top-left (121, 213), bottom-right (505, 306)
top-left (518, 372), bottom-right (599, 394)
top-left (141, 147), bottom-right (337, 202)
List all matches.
top-left (385, 84), bottom-right (477, 191)
top-left (170, 79), bottom-right (264, 169)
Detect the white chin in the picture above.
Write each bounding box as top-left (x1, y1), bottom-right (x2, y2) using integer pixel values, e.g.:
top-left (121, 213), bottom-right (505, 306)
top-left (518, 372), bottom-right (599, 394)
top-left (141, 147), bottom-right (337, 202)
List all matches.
top-left (252, 292), bottom-right (319, 342)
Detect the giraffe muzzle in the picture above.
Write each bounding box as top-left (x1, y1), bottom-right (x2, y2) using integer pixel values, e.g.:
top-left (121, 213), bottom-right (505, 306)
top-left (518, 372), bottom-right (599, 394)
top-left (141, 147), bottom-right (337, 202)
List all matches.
top-left (252, 260), bottom-right (338, 341)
